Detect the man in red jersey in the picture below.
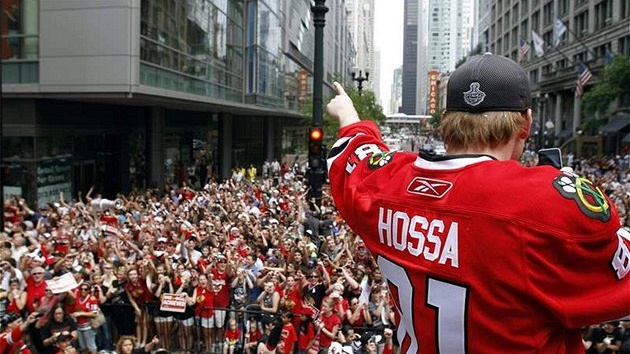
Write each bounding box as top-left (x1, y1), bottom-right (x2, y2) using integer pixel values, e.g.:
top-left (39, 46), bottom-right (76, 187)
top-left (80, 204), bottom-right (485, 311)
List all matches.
top-left (325, 53), bottom-right (630, 353)
top-left (209, 254), bottom-right (233, 350)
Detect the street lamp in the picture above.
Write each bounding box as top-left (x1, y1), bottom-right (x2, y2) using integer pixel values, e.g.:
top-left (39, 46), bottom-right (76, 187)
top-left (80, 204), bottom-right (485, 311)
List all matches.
top-left (537, 93), bottom-right (548, 149)
top-left (308, 0), bottom-right (328, 206)
top-left (351, 70), bottom-right (369, 93)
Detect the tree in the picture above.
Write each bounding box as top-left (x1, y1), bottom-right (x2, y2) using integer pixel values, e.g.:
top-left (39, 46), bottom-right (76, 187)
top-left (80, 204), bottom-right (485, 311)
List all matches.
top-left (301, 82), bottom-right (386, 147)
top-left (581, 55), bottom-right (630, 118)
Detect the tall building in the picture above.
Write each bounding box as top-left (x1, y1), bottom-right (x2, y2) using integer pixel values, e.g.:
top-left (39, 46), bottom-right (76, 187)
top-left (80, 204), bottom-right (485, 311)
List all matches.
top-left (0, 0), bottom-right (354, 205)
top-left (401, 0), bottom-right (420, 114)
top-left (481, 0), bottom-right (630, 154)
top-left (373, 50), bottom-right (381, 103)
top-left (390, 66), bottom-right (403, 114)
top-left (426, 0), bottom-right (474, 73)
top-left (345, 0), bottom-right (376, 91)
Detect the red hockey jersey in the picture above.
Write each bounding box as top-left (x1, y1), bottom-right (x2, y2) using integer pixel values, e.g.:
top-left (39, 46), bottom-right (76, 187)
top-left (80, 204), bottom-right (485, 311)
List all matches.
top-left (327, 121), bottom-right (630, 353)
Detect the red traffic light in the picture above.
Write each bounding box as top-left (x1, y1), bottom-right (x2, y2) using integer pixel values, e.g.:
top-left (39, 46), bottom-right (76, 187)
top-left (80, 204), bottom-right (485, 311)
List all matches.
top-left (309, 127), bottom-right (324, 142)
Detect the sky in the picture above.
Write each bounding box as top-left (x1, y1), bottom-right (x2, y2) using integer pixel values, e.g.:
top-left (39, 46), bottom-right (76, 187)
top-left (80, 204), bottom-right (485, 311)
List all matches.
top-left (374, 0), bottom-right (404, 115)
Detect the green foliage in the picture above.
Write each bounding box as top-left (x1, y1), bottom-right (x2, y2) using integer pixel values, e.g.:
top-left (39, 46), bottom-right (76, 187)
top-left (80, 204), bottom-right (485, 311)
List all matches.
top-left (582, 55), bottom-right (630, 116)
top-left (300, 83), bottom-right (386, 146)
top-left (430, 110), bottom-right (442, 128)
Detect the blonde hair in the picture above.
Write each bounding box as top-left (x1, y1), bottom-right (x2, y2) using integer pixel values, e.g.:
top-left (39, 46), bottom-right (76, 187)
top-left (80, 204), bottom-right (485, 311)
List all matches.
top-left (116, 336), bottom-right (137, 354)
top-left (439, 110), bottom-right (527, 151)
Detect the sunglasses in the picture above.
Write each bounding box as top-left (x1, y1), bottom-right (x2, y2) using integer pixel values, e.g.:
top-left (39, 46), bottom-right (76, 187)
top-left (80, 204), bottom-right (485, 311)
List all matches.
top-left (80, 288), bottom-right (89, 291)
top-left (32, 272), bottom-right (43, 275)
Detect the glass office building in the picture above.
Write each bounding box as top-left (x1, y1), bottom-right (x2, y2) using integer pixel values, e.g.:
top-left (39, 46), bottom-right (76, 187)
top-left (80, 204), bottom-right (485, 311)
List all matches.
top-left (1, 0), bottom-right (351, 205)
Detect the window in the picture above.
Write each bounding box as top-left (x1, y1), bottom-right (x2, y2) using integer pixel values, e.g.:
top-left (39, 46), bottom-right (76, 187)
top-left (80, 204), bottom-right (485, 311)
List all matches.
top-left (543, 2), bottom-right (553, 26)
top-left (594, 0), bottom-right (613, 30)
top-left (574, 11), bottom-right (589, 37)
top-left (530, 68), bottom-right (539, 86)
top-left (573, 51), bottom-right (588, 64)
top-left (532, 11), bottom-right (540, 31)
top-left (558, 0), bottom-right (570, 16)
top-left (622, 0), bottom-right (630, 19)
top-left (620, 35), bottom-right (630, 55)
top-left (520, 20), bottom-right (529, 39)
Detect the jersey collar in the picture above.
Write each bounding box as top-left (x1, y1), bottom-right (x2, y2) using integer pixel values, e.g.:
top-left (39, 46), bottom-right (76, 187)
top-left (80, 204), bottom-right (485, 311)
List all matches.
top-left (415, 152), bottom-right (496, 170)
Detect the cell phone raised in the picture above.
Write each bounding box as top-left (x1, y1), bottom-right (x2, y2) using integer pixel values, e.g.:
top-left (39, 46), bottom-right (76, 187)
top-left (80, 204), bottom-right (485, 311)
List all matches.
top-left (537, 148), bottom-right (563, 169)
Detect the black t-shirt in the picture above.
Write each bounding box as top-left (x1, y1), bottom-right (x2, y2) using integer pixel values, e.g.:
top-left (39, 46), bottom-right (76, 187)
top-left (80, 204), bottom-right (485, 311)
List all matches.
top-left (40, 318), bottom-right (78, 354)
top-left (303, 282), bottom-right (326, 309)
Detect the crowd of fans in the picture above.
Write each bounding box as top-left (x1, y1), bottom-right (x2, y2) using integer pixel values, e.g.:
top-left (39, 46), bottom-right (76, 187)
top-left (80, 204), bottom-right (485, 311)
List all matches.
top-left (0, 152), bottom-right (628, 354)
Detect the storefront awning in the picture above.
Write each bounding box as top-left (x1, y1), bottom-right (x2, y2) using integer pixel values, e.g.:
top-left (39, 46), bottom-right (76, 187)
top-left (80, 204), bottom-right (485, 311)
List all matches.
top-left (600, 115), bottom-right (630, 133)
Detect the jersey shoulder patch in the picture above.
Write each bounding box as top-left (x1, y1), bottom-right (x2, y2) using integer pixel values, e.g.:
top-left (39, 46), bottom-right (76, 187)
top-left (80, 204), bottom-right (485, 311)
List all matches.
top-left (367, 151), bottom-right (395, 169)
top-left (552, 172), bottom-right (610, 222)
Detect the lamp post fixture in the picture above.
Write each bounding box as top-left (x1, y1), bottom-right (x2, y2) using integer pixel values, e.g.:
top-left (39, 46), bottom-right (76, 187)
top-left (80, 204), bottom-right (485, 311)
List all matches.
top-left (351, 70), bottom-right (369, 93)
top-left (537, 93), bottom-right (548, 149)
top-left (308, 0), bottom-right (328, 206)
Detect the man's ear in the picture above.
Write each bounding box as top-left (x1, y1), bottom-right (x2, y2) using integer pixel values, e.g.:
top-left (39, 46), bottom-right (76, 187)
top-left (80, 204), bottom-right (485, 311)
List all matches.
top-left (518, 109), bottom-right (533, 139)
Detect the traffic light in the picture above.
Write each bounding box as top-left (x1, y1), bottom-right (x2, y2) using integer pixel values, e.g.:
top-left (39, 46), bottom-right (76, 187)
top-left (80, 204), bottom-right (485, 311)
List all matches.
top-left (308, 127), bottom-right (324, 168)
top-left (308, 127), bottom-right (325, 203)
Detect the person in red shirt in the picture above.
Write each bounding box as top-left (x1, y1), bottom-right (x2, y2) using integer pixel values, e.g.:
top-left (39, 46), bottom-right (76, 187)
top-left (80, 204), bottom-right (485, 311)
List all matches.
top-left (0, 311), bottom-right (38, 354)
top-left (381, 328), bottom-right (397, 354)
top-left (70, 282), bottom-right (100, 354)
top-left (296, 307), bottom-right (316, 354)
top-left (192, 273), bottom-right (214, 353)
top-left (5, 278), bottom-right (26, 316)
top-left (222, 318), bottom-right (241, 354)
top-left (279, 312), bottom-right (297, 354)
top-left (314, 298), bottom-right (341, 352)
top-left (325, 54), bottom-right (630, 353)
top-left (24, 266), bottom-right (46, 313)
top-left (243, 320), bottom-right (261, 354)
top-left (124, 268), bottom-right (152, 347)
top-left (210, 255), bottom-right (233, 347)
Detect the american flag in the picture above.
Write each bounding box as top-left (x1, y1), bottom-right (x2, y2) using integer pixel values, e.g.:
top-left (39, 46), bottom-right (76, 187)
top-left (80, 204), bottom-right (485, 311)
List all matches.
top-left (518, 37), bottom-right (530, 63)
top-left (576, 61), bottom-right (593, 97)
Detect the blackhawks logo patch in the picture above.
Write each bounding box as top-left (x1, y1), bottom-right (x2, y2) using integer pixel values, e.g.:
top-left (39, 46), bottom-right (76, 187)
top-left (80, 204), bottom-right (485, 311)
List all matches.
top-left (552, 172), bottom-right (610, 222)
top-left (367, 151), bottom-right (395, 169)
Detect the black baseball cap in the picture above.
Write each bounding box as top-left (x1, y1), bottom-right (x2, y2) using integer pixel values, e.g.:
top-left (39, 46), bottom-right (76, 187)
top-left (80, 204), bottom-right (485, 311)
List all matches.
top-left (446, 53), bottom-right (531, 112)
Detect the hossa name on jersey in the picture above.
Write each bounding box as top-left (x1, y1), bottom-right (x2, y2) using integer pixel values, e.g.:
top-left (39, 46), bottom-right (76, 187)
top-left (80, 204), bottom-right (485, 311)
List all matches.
top-left (377, 207), bottom-right (459, 268)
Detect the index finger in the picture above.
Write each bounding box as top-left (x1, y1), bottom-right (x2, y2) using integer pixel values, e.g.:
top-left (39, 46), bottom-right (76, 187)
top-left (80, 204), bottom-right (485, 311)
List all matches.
top-left (333, 81), bottom-right (346, 96)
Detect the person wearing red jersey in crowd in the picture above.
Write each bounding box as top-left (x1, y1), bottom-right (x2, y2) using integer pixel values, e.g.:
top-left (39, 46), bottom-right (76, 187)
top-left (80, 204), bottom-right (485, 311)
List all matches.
top-left (3, 198), bottom-right (21, 225)
top-left (24, 266), bottom-right (46, 313)
top-left (0, 311), bottom-right (38, 354)
top-left (312, 298), bottom-right (341, 353)
top-left (243, 320), bottom-right (262, 354)
top-left (279, 311), bottom-right (297, 354)
top-left (210, 253), bottom-right (233, 349)
top-left (381, 327), bottom-right (397, 354)
top-left (124, 268), bottom-right (152, 347)
top-left (325, 53), bottom-right (630, 353)
top-left (222, 317), bottom-right (241, 354)
top-left (296, 307), bottom-right (316, 354)
top-left (278, 274), bottom-right (303, 328)
top-left (69, 281), bottom-right (99, 354)
top-left (5, 277), bottom-right (26, 316)
top-left (323, 282), bottom-right (348, 323)
top-left (192, 273), bottom-right (214, 353)
top-left (345, 296), bottom-right (371, 332)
